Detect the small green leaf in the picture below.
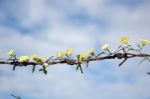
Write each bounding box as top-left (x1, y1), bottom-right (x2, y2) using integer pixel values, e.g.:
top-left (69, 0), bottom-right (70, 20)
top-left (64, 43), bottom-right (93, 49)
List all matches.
top-left (43, 70), bottom-right (47, 75)
top-left (117, 45), bottom-right (122, 49)
top-left (146, 57), bottom-right (150, 62)
top-left (32, 65), bottom-right (36, 73)
top-left (139, 57), bottom-right (150, 64)
top-left (13, 65), bottom-right (17, 71)
top-left (137, 44), bottom-right (142, 50)
top-left (10, 94), bottom-right (21, 99)
top-left (147, 72), bottom-right (150, 75)
top-left (76, 64), bottom-right (83, 73)
top-left (39, 66), bottom-right (48, 75)
top-left (127, 48), bottom-right (134, 51)
top-left (76, 65), bottom-right (79, 71)
top-left (77, 55), bottom-right (80, 61)
top-left (39, 69), bottom-right (43, 71)
top-left (65, 54), bottom-right (70, 58)
top-left (127, 45), bottom-right (132, 47)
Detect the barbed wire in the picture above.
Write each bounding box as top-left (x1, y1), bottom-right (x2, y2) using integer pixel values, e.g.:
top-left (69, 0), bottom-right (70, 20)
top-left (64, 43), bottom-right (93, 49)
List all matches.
top-left (0, 37), bottom-right (150, 74)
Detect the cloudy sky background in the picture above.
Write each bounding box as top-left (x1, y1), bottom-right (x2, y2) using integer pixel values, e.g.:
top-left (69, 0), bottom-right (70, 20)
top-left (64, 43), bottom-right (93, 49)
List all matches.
top-left (0, 0), bottom-right (150, 99)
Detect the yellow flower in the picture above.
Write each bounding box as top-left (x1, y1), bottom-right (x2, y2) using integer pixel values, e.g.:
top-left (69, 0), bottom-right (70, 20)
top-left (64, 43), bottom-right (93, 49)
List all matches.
top-left (101, 44), bottom-right (109, 50)
top-left (120, 37), bottom-right (129, 44)
top-left (30, 55), bottom-right (44, 63)
top-left (19, 56), bottom-right (29, 62)
top-left (30, 54), bottom-right (37, 60)
top-left (79, 53), bottom-right (87, 61)
top-left (140, 39), bottom-right (150, 46)
top-left (66, 49), bottom-right (74, 55)
top-left (57, 52), bottom-right (64, 58)
top-left (88, 48), bottom-right (94, 55)
top-left (7, 50), bottom-right (14, 57)
top-left (39, 56), bottom-right (45, 62)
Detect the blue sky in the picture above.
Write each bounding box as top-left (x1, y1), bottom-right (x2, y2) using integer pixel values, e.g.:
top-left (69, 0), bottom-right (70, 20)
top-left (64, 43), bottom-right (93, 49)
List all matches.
top-left (0, 0), bottom-right (150, 99)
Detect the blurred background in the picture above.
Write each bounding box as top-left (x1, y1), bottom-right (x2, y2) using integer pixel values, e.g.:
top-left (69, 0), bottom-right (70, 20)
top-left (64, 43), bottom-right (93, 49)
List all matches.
top-left (0, 0), bottom-right (150, 99)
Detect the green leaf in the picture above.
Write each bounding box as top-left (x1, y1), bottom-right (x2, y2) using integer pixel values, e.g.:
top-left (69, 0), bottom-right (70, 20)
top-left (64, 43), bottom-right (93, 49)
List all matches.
top-left (13, 65), bottom-right (17, 71)
top-left (147, 72), bottom-right (150, 75)
top-left (139, 58), bottom-right (146, 64)
top-left (123, 45), bottom-right (131, 49)
top-left (146, 57), bottom-right (150, 62)
top-left (39, 66), bottom-right (48, 75)
top-left (10, 94), bottom-right (21, 99)
top-left (117, 45), bottom-right (122, 50)
top-left (127, 48), bottom-right (134, 51)
top-left (76, 55), bottom-right (80, 61)
top-left (76, 65), bottom-right (79, 71)
top-left (32, 65), bottom-right (36, 73)
top-left (65, 54), bottom-right (70, 58)
top-left (127, 45), bottom-right (132, 47)
top-left (76, 64), bottom-right (83, 73)
top-left (43, 70), bottom-right (47, 75)
top-left (39, 69), bottom-right (43, 71)
top-left (137, 44), bottom-right (142, 50)
top-left (139, 56), bottom-right (150, 64)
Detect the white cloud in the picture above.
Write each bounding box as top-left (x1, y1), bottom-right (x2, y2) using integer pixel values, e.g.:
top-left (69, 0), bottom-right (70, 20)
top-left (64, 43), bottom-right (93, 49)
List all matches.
top-left (0, 0), bottom-right (150, 99)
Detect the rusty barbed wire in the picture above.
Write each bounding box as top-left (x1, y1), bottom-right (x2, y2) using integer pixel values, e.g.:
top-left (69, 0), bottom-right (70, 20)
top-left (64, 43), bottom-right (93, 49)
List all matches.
top-left (0, 37), bottom-right (150, 74)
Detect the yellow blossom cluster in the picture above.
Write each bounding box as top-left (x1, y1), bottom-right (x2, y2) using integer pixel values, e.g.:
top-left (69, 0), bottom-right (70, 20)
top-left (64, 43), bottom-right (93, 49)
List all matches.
top-left (7, 50), bottom-right (15, 57)
top-left (19, 56), bottom-right (29, 62)
top-left (140, 39), bottom-right (150, 46)
top-left (101, 44), bottom-right (109, 50)
top-left (120, 37), bottom-right (129, 44)
top-left (30, 54), bottom-right (45, 63)
top-left (6, 37), bottom-right (150, 63)
top-left (57, 52), bottom-right (64, 58)
top-left (57, 48), bottom-right (74, 58)
top-left (119, 37), bottom-right (150, 46)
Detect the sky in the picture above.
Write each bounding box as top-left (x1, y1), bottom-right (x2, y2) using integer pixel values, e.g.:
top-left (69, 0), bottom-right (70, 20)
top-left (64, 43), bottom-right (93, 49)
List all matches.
top-left (0, 0), bottom-right (150, 99)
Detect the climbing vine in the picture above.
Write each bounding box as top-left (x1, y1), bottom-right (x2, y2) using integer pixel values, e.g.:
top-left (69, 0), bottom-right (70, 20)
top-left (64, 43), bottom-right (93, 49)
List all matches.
top-left (0, 37), bottom-right (150, 74)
